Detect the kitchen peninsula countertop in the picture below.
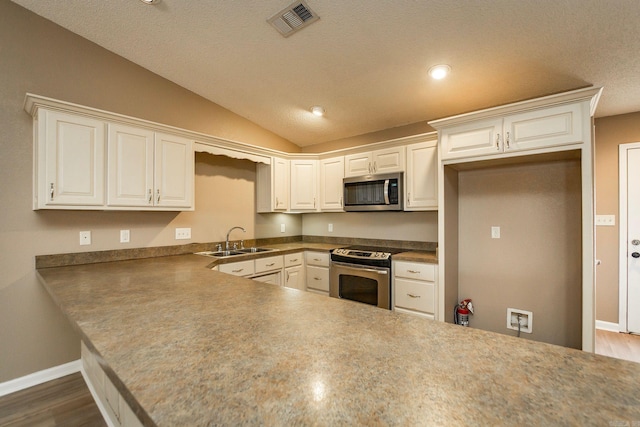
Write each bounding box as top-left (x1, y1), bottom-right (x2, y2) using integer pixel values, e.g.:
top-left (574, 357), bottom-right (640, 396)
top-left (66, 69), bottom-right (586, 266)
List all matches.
top-left (37, 254), bottom-right (639, 426)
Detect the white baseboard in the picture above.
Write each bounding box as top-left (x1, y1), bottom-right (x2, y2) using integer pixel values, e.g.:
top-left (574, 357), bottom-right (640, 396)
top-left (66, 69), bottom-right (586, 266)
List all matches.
top-left (596, 320), bottom-right (620, 332)
top-left (0, 359), bottom-right (81, 397)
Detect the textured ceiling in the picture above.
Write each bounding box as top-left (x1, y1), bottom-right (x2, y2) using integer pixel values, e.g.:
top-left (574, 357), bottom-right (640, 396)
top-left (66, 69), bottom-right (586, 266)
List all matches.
top-left (10, 0), bottom-right (640, 147)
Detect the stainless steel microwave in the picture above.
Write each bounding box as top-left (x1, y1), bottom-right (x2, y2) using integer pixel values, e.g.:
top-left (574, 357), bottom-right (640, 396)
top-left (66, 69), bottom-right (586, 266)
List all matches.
top-left (343, 172), bottom-right (403, 211)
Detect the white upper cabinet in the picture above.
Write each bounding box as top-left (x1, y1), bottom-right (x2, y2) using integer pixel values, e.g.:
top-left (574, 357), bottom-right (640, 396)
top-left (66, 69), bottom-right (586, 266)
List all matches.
top-left (290, 159), bottom-right (318, 211)
top-left (439, 103), bottom-right (585, 161)
top-left (108, 126), bottom-right (193, 209)
top-left (36, 109), bottom-right (106, 209)
top-left (405, 140), bottom-right (438, 210)
top-left (319, 156), bottom-right (344, 211)
top-left (153, 132), bottom-right (194, 208)
top-left (344, 146), bottom-right (405, 177)
top-left (32, 102), bottom-right (194, 211)
top-left (107, 123), bottom-right (154, 207)
top-left (256, 156), bottom-right (289, 212)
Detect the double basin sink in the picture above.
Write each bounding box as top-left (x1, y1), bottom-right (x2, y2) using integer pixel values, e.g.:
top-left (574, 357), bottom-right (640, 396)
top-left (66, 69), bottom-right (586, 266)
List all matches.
top-left (196, 247), bottom-right (275, 258)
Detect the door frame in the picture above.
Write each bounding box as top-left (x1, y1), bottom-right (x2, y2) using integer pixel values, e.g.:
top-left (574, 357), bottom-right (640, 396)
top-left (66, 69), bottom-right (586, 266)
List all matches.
top-left (618, 142), bottom-right (640, 333)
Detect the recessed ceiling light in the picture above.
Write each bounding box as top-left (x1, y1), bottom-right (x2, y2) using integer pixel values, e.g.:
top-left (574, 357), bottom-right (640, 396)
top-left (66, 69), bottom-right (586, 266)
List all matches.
top-left (139, 0), bottom-right (160, 4)
top-left (428, 64), bottom-right (451, 80)
top-left (310, 106), bottom-right (325, 117)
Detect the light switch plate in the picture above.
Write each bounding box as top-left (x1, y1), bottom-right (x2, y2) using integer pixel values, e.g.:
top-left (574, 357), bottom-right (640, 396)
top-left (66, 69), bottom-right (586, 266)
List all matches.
top-left (175, 228), bottom-right (191, 240)
top-left (491, 226), bottom-right (500, 239)
top-left (280, 224), bottom-right (285, 233)
top-left (595, 215), bottom-right (615, 226)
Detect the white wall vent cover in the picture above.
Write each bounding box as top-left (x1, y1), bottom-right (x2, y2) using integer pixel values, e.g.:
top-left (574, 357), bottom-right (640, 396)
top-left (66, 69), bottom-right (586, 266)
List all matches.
top-left (267, 1), bottom-right (319, 37)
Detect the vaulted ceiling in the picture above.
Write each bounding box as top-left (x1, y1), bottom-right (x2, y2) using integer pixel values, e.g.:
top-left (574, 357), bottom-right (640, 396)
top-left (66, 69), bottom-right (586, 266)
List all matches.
top-left (11, 0), bottom-right (640, 147)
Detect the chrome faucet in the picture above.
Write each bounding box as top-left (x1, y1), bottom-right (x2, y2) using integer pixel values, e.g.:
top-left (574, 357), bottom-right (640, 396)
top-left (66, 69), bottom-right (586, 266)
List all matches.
top-left (225, 226), bottom-right (246, 250)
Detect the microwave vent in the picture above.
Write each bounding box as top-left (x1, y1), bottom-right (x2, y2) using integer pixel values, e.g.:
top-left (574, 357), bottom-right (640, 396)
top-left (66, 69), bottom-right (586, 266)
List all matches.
top-left (268, 1), bottom-right (319, 37)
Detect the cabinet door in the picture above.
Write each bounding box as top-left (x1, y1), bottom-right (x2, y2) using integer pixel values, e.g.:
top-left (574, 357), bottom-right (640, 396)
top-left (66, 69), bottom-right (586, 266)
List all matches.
top-left (440, 117), bottom-right (503, 160)
top-left (405, 141), bottom-right (438, 210)
top-left (273, 157), bottom-right (289, 211)
top-left (290, 159), bottom-right (317, 211)
top-left (344, 152), bottom-right (373, 177)
top-left (284, 265), bottom-right (305, 290)
top-left (42, 110), bottom-right (105, 207)
top-left (320, 156), bottom-right (344, 211)
top-left (503, 103), bottom-right (583, 153)
top-left (154, 132), bottom-right (194, 208)
top-left (306, 265), bottom-right (329, 294)
top-left (107, 123), bottom-right (154, 207)
top-left (372, 146), bottom-right (405, 174)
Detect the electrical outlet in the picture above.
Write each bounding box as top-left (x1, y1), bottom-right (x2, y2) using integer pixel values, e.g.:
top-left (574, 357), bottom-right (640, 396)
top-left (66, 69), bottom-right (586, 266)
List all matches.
top-left (175, 227), bottom-right (191, 240)
top-left (79, 231), bottom-right (91, 246)
top-left (595, 215), bottom-right (615, 226)
top-left (506, 308), bottom-right (533, 334)
top-left (280, 223), bottom-right (285, 233)
top-left (328, 223), bottom-right (333, 232)
top-left (491, 226), bottom-right (500, 239)
top-left (120, 229), bottom-right (130, 243)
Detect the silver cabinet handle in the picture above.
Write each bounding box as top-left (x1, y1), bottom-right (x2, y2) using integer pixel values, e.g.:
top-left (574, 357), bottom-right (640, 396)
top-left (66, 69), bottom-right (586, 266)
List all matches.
top-left (407, 293), bottom-right (421, 298)
top-left (407, 193), bottom-right (411, 206)
top-left (314, 197), bottom-right (316, 208)
top-left (407, 269), bottom-right (421, 274)
top-left (49, 183), bottom-right (54, 201)
top-left (340, 196), bottom-right (343, 207)
top-left (373, 161), bottom-right (377, 172)
top-left (265, 263), bottom-right (275, 267)
top-left (505, 131), bottom-right (510, 149)
top-left (232, 268), bottom-right (244, 273)
top-left (290, 258), bottom-right (298, 263)
top-left (496, 134), bottom-right (501, 150)
top-left (156, 189), bottom-right (160, 203)
top-left (148, 189), bottom-right (152, 204)
top-left (314, 277), bottom-right (321, 280)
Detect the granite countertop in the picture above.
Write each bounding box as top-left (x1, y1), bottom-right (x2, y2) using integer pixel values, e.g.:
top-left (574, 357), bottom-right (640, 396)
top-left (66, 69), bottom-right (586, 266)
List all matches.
top-left (37, 254), bottom-right (640, 426)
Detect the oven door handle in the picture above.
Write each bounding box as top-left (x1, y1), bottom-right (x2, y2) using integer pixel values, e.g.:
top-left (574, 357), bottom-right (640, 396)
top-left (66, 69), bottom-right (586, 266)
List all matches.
top-left (331, 261), bottom-right (388, 275)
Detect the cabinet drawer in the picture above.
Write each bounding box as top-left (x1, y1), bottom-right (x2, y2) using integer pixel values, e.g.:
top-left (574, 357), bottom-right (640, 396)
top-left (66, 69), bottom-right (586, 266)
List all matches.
top-left (219, 260), bottom-right (255, 277)
top-left (306, 265), bottom-right (329, 292)
top-left (394, 278), bottom-right (435, 314)
top-left (394, 261), bottom-right (435, 281)
top-left (284, 252), bottom-right (303, 267)
top-left (305, 251), bottom-right (330, 267)
top-left (255, 255), bottom-right (283, 274)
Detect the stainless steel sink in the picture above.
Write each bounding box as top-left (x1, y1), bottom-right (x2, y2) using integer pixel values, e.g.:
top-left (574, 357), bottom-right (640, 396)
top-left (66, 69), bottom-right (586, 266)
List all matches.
top-left (195, 250), bottom-right (245, 258)
top-left (237, 247), bottom-right (275, 253)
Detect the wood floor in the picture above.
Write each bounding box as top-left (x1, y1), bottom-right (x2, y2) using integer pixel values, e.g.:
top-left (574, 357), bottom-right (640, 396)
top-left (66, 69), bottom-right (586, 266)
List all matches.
top-left (0, 332), bottom-right (637, 427)
top-left (595, 328), bottom-right (640, 363)
top-left (0, 372), bottom-right (106, 427)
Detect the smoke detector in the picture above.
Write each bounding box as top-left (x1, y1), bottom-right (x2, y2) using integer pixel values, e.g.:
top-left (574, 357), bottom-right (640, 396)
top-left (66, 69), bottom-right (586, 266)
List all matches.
top-left (268, 1), bottom-right (319, 37)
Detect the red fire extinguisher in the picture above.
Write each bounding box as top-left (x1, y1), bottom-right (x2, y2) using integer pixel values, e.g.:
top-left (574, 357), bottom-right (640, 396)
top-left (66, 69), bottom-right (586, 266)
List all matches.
top-left (454, 299), bottom-right (474, 326)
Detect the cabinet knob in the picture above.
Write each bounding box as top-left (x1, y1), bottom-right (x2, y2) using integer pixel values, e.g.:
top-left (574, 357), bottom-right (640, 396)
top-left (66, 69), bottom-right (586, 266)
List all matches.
top-left (49, 183), bottom-right (55, 201)
top-left (505, 131), bottom-right (511, 149)
top-left (496, 134), bottom-right (501, 150)
top-left (632, 252), bottom-right (640, 259)
top-left (148, 189), bottom-right (152, 204)
top-left (156, 189), bottom-right (160, 203)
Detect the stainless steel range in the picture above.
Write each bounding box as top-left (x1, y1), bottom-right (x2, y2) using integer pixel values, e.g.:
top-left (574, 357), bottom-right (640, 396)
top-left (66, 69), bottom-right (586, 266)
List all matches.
top-left (329, 246), bottom-right (403, 309)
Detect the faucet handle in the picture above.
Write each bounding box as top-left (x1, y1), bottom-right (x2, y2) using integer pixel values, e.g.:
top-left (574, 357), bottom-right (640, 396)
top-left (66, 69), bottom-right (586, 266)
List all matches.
top-left (216, 243), bottom-right (222, 252)
top-left (240, 240), bottom-right (244, 249)
top-left (233, 242), bottom-right (238, 250)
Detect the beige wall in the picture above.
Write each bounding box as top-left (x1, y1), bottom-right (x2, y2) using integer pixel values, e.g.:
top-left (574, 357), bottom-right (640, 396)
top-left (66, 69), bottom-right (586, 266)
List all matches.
top-left (0, 1), bottom-right (301, 382)
top-left (594, 112), bottom-right (640, 324)
top-left (302, 212), bottom-right (437, 242)
top-left (457, 160), bottom-right (583, 349)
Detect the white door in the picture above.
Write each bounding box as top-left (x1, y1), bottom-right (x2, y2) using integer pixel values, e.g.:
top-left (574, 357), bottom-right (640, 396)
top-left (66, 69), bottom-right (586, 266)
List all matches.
top-left (320, 156), bottom-right (344, 211)
top-left (154, 132), bottom-right (194, 208)
top-left (107, 123), bottom-right (154, 207)
top-left (621, 144), bottom-right (640, 333)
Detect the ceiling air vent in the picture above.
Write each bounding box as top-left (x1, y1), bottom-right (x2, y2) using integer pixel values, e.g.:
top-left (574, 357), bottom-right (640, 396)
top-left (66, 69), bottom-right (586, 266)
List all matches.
top-left (268, 1), bottom-right (319, 37)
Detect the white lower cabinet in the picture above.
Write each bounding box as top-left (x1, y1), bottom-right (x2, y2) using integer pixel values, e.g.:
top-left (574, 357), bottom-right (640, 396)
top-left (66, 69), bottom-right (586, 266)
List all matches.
top-left (393, 261), bottom-right (437, 319)
top-left (284, 252), bottom-right (305, 290)
top-left (305, 251), bottom-right (330, 295)
top-left (81, 341), bottom-right (144, 427)
top-left (217, 255), bottom-right (284, 286)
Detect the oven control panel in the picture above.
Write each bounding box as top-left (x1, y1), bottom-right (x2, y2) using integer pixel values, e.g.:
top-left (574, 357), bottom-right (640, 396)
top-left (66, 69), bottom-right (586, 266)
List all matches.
top-left (332, 248), bottom-right (391, 260)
